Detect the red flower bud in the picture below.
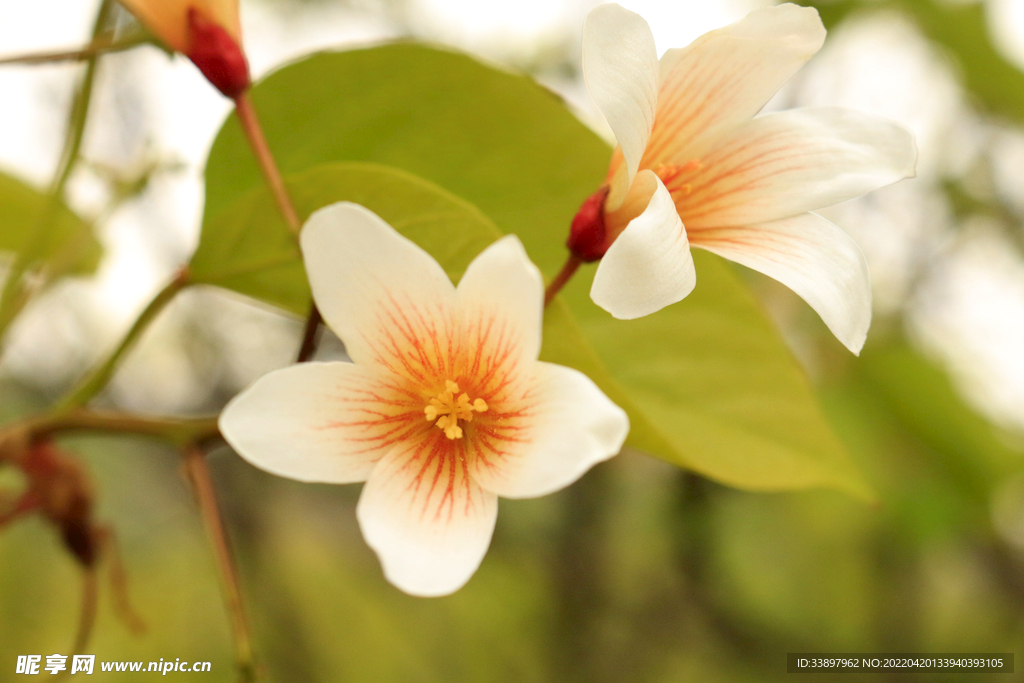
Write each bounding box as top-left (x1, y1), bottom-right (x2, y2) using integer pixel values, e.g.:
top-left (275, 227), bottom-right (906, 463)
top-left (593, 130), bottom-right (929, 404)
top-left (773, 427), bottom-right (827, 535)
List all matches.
top-left (186, 7), bottom-right (250, 98)
top-left (566, 186), bottom-right (611, 262)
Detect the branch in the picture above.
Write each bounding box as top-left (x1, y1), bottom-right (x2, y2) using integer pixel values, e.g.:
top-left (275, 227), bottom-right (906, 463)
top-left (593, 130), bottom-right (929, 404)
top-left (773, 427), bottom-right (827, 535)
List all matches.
top-left (54, 267), bottom-right (192, 412)
top-left (8, 409), bottom-right (220, 449)
top-left (0, 35), bottom-right (150, 66)
top-left (183, 445), bottom-right (257, 682)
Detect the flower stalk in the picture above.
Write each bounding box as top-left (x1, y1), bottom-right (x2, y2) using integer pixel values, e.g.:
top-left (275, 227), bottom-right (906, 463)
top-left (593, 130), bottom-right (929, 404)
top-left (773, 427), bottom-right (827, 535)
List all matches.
top-left (544, 254), bottom-right (581, 307)
top-left (295, 304), bottom-right (323, 363)
top-left (4, 409), bottom-right (220, 449)
top-left (54, 267), bottom-right (192, 413)
top-left (183, 445), bottom-right (257, 683)
top-left (233, 93), bottom-right (301, 235)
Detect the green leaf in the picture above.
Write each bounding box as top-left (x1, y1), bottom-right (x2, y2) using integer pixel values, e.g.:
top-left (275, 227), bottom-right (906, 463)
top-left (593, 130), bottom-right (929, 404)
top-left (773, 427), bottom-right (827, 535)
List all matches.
top-left (561, 253), bottom-right (869, 496)
top-left (0, 172), bottom-right (101, 279)
top-left (202, 45), bottom-right (867, 496)
top-left (203, 45), bottom-right (606, 275)
top-left (192, 163), bottom-right (499, 314)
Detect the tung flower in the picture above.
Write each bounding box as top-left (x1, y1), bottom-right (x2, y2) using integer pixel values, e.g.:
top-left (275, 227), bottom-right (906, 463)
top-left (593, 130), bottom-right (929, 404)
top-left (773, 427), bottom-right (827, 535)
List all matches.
top-left (220, 203), bottom-right (630, 596)
top-left (572, 3), bottom-right (917, 354)
top-left (118, 0), bottom-right (249, 97)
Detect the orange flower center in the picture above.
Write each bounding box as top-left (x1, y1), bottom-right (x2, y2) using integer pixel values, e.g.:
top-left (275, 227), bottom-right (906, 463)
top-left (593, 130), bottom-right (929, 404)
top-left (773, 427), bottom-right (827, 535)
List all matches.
top-left (654, 159), bottom-right (702, 199)
top-left (424, 380), bottom-right (488, 440)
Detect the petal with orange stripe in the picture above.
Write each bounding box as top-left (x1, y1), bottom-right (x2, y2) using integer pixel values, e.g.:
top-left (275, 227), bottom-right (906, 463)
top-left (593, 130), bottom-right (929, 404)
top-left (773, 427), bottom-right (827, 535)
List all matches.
top-left (693, 212), bottom-right (873, 354)
top-left (221, 204), bottom-right (630, 595)
top-left (357, 436), bottom-right (498, 597)
top-left (219, 362), bottom-right (426, 484)
top-left (642, 4), bottom-right (825, 167)
top-left (677, 108), bottom-right (917, 229)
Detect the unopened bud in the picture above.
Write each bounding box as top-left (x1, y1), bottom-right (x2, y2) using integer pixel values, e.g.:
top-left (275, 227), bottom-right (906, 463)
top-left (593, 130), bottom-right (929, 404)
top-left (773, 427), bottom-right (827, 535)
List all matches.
top-left (567, 186), bottom-right (610, 262)
top-left (187, 7), bottom-right (250, 98)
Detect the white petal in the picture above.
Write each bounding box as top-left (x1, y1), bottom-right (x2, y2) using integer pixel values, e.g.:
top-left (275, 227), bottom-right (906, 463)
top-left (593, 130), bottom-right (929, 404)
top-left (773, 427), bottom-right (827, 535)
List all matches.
top-left (591, 171), bottom-right (696, 319)
top-left (680, 108), bottom-right (918, 228)
top-left (457, 235), bottom-right (544, 363)
top-left (301, 202), bottom-right (459, 380)
top-left (469, 363), bottom-right (629, 498)
top-left (694, 212), bottom-right (872, 354)
top-left (643, 4), bottom-right (825, 166)
top-left (357, 438), bottom-right (498, 596)
top-left (583, 3), bottom-right (659, 187)
top-left (220, 362), bottom-right (414, 483)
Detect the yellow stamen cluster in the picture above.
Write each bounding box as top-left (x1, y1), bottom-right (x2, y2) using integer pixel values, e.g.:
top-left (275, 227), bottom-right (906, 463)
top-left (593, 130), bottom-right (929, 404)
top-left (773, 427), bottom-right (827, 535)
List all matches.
top-left (424, 380), bottom-right (489, 440)
top-left (655, 159), bottom-right (702, 197)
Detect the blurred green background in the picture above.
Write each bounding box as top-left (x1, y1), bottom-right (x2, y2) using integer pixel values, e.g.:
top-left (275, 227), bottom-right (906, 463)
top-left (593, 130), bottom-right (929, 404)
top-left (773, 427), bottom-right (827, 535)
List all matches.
top-left (2, 0), bottom-right (1024, 680)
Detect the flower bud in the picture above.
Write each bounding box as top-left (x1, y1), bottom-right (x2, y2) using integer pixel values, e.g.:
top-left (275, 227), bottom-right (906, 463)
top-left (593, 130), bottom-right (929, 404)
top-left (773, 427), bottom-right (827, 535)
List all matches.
top-left (186, 7), bottom-right (250, 98)
top-left (566, 186), bottom-right (610, 262)
top-left (118, 0), bottom-right (249, 97)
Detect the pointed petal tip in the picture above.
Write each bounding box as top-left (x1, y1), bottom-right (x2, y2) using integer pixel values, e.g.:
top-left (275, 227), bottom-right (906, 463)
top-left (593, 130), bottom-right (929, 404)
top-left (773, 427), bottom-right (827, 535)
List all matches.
top-left (843, 324), bottom-right (869, 357)
top-left (694, 213), bottom-right (872, 356)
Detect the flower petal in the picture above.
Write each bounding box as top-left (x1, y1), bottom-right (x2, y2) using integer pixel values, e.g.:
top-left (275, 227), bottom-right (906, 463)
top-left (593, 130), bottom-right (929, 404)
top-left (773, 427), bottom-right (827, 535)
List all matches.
top-left (457, 235), bottom-right (544, 363)
top-left (469, 362), bottom-right (628, 498)
top-left (119, 0), bottom-right (191, 52)
top-left (357, 437), bottom-right (498, 596)
top-left (678, 108), bottom-right (918, 228)
top-left (301, 202), bottom-right (459, 381)
top-left (591, 171), bottom-right (696, 319)
top-left (220, 362), bottom-right (424, 483)
top-left (119, 0), bottom-right (241, 52)
top-left (693, 212), bottom-right (872, 354)
top-left (583, 3), bottom-right (659, 187)
top-left (642, 3), bottom-right (825, 167)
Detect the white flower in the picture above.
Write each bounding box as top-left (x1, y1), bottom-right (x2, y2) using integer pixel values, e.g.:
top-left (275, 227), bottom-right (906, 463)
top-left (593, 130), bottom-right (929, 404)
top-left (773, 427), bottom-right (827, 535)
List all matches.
top-left (576, 3), bottom-right (917, 354)
top-left (219, 203), bottom-right (629, 596)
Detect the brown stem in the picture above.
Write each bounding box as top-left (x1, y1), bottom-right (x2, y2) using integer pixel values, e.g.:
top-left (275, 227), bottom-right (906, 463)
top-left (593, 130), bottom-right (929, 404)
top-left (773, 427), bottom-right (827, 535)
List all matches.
top-left (72, 569), bottom-right (98, 656)
top-left (183, 445), bottom-right (257, 682)
top-left (0, 35), bottom-right (148, 66)
top-left (295, 304), bottom-right (323, 363)
top-left (233, 92), bottom-right (300, 236)
top-left (96, 526), bottom-right (146, 634)
top-left (54, 267), bottom-right (191, 413)
top-left (544, 254), bottom-right (582, 307)
top-left (16, 409), bottom-right (220, 448)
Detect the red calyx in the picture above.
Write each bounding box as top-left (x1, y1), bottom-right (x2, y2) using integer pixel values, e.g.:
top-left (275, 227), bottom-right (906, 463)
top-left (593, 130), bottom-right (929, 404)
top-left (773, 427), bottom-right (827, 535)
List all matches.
top-left (186, 8), bottom-right (250, 98)
top-left (22, 439), bottom-right (97, 567)
top-left (566, 186), bottom-right (611, 262)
